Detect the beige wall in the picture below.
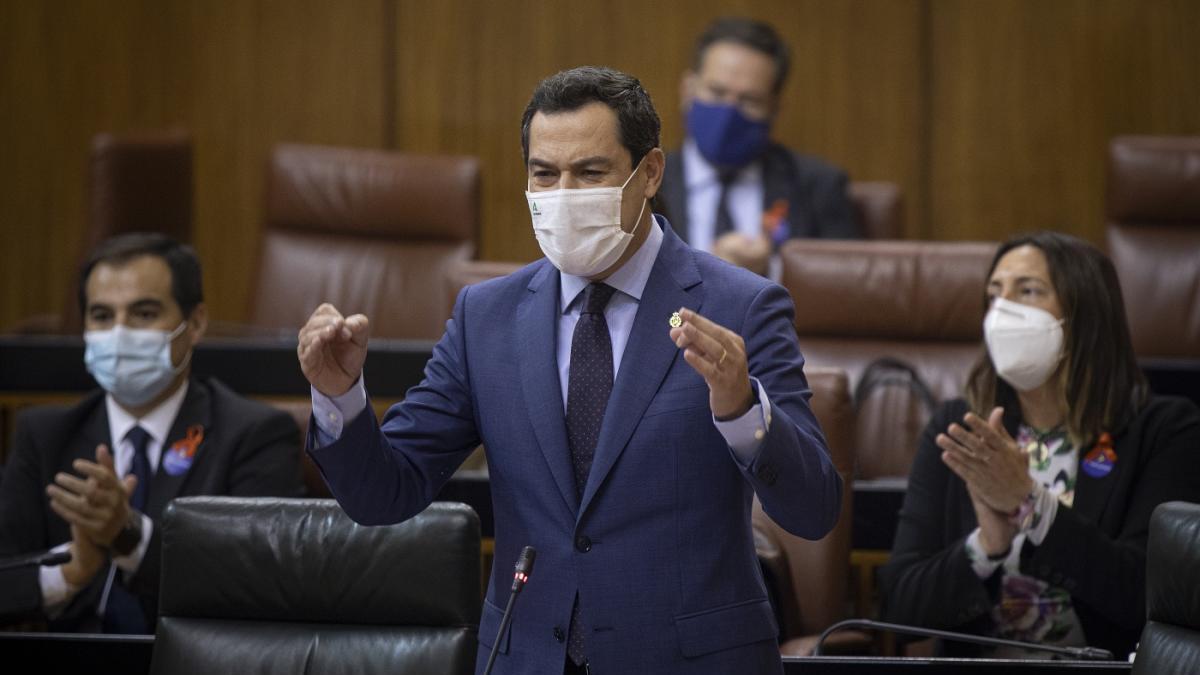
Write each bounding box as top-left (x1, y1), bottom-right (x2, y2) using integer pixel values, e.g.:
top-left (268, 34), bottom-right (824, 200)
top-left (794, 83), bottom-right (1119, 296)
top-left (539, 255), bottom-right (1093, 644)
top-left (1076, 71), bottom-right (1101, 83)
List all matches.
top-left (2, 0), bottom-right (1198, 328)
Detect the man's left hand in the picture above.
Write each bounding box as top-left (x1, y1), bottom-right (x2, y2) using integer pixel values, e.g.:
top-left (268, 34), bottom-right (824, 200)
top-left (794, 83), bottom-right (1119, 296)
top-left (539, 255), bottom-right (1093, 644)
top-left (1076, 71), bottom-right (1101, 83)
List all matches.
top-left (670, 308), bottom-right (755, 420)
top-left (46, 444), bottom-right (138, 548)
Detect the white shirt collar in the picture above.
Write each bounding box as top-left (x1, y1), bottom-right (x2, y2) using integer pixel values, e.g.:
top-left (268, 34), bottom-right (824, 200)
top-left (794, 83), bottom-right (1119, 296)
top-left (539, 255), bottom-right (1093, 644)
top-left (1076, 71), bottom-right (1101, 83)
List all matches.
top-left (560, 214), bottom-right (665, 313)
top-left (105, 380), bottom-right (190, 450)
top-left (682, 137), bottom-right (762, 190)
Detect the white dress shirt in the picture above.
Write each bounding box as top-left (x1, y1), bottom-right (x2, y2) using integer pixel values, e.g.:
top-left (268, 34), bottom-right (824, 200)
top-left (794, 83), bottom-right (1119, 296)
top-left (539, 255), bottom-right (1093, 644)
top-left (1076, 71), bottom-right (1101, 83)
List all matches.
top-left (682, 138), bottom-right (765, 252)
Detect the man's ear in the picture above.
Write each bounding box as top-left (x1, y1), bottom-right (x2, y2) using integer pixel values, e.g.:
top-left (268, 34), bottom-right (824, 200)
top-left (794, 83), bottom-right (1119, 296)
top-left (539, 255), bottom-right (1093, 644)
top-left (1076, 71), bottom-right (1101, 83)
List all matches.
top-left (186, 303), bottom-right (208, 345)
top-left (642, 147), bottom-right (666, 200)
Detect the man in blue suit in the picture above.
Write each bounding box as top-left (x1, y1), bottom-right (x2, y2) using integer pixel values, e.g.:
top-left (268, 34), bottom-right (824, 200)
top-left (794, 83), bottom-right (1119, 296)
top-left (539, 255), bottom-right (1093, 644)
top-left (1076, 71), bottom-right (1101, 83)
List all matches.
top-left (298, 66), bottom-right (841, 674)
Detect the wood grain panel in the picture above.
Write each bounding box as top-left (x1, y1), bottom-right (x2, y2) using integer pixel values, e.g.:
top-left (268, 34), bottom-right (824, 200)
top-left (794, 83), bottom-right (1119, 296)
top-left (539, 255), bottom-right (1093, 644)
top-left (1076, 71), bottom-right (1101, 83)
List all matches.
top-left (4, 0), bottom-right (1200, 330)
top-left (929, 0), bottom-right (1200, 243)
top-left (0, 0), bottom-right (386, 329)
top-left (393, 0), bottom-right (924, 261)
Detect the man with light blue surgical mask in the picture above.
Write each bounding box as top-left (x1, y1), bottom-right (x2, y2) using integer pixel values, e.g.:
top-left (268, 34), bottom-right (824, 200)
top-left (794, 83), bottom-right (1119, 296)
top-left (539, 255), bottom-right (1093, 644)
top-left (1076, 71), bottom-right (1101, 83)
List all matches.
top-left (0, 233), bottom-right (303, 634)
top-left (659, 17), bottom-right (860, 277)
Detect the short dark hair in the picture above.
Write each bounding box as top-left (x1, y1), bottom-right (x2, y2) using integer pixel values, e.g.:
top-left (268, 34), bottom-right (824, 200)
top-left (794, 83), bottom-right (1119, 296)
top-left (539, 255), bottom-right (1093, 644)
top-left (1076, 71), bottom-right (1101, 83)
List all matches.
top-left (79, 232), bottom-right (204, 318)
top-left (520, 66), bottom-right (661, 169)
top-left (965, 231), bottom-right (1147, 444)
top-left (693, 17), bottom-right (791, 95)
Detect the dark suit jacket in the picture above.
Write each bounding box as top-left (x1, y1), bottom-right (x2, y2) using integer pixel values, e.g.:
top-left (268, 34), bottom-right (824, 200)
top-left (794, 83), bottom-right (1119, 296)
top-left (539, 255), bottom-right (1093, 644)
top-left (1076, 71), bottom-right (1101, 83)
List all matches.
top-left (0, 377), bottom-right (305, 631)
top-left (659, 142), bottom-right (860, 244)
top-left (311, 221), bottom-right (843, 674)
top-left (880, 396), bottom-right (1200, 658)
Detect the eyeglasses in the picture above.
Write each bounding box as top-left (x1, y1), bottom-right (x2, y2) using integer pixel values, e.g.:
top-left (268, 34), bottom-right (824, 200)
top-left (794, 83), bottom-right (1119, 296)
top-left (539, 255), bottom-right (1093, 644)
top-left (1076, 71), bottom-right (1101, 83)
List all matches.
top-left (694, 80), bottom-right (773, 121)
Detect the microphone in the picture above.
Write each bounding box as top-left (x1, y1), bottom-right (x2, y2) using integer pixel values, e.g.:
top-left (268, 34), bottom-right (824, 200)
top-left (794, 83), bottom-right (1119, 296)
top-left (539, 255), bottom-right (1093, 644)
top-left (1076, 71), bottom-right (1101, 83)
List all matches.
top-left (812, 618), bottom-right (1113, 660)
top-left (0, 549), bottom-right (72, 572)
top-left (483, 546), bottom-right (537, 675)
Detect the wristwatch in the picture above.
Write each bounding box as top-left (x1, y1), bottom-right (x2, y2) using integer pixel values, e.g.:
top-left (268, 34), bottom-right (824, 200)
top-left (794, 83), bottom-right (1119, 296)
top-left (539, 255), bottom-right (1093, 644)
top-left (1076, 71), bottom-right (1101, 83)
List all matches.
top-left (110, 511), bottom-right (144, 557)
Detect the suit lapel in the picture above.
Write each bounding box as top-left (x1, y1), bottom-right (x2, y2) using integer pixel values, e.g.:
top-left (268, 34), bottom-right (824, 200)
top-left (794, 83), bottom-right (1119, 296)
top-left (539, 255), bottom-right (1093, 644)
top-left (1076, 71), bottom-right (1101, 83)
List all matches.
top-left (579, 227), bottom-right (703, 515)
top-left (145, 381), bottom-right (212, 519)
top-left (517, 263), bottom-right (580, 516)
top-left (77, 394), bottom-right (111, 465)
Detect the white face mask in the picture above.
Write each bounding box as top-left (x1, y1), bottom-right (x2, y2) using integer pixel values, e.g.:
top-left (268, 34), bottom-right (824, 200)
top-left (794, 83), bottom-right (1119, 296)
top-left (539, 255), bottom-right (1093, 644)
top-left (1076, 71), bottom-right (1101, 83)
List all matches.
top-left (526, 159), bottom-right (648, 278)
top-left (983, 297), bottom-right (1065, 392)
top-left (84, 321), bottom-right (191, 407)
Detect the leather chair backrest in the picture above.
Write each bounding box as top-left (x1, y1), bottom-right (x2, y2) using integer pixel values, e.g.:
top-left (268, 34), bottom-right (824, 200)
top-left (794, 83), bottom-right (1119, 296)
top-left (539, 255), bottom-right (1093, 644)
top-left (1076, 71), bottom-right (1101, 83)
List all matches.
top-left (753, 366), bottom-right (854, 642)
top-left (1132, 501), bottom-right (1200, 674)
top-left (443, 260), bottom-right (525, 317)
top-left (151, 497), bottom-right (481, 675)
top-left (250, 144), bottom-right (479, 339)
top-left (1105, 136), bottom-right (1200, 359)
top-left (56, 130), bottom-right (194, 335)
top-left (89, 130), bottom-right (194, 249)
top-left (781, 239), bottom-right (998, 479)
top-left (848, 181), bottom-right (904, 240)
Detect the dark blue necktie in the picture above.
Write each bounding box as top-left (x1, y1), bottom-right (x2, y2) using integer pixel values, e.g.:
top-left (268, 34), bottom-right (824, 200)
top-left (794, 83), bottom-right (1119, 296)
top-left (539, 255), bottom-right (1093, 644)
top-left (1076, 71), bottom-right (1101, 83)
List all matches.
top-left (101, 425), bottom-right (152, 633)
top-left (713, 169), bottom-right (738, 238)
top-left (565, 282), bottom-right (616, 666)
top-left (126, 426), bottom-right (152, 511)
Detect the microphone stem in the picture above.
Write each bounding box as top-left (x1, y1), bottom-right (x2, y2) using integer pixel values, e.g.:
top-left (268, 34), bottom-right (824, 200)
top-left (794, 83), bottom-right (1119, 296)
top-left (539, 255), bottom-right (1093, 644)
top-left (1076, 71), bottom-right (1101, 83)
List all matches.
top-left (813, 618), bottom-right (1112, 660)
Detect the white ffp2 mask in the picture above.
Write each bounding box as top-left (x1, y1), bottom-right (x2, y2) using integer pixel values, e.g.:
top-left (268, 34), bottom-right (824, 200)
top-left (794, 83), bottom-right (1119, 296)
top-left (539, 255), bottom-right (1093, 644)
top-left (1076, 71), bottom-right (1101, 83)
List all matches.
top-left (526, 160), bottom-right (647, 278)
top-left (983, 297), bottom-right (1065, 392)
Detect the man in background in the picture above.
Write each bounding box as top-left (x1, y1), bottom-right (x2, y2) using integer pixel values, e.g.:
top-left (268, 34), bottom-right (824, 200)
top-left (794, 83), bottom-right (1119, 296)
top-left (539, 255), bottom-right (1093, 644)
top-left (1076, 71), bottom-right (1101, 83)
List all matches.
top-left (659, 16), bottom-right (860, 276)
top-left (0, 233), bottom-right (304, 633)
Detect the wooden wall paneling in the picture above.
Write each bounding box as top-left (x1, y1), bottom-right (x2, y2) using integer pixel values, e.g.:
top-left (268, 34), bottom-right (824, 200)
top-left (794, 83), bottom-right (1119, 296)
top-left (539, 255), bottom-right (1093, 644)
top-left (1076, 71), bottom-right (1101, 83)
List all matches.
top-left (0, 1), bottom-right (190, 330)
top-left (180, 0), bottom-right (388, 324)
top-left (768, 0), bottom-right (926, 238)
top-left (5, 0), bottom-right (1200, 331)
top-left (928, 0), bottom-right (1200, 244)
top-left (0, 1), bottom-right (388, 330)
top-left (393, 0), bottom-right (923, 262)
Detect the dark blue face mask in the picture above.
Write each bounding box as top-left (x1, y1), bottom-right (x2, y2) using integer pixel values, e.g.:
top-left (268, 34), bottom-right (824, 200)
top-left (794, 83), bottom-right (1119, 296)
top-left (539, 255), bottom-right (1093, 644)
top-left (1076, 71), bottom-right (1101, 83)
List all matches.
top-left (686, 99), bottom-right (771, 169)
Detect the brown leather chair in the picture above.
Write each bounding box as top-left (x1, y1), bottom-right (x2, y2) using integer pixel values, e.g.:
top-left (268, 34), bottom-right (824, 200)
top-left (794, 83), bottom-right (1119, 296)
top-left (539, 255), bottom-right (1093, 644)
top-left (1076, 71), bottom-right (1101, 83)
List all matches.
top-left (443, 260), bottom-right (525, 317)
top-left (1105, 136), bottom-right (1200, 359)
top-left (753, 366), bottom-right (865, 655)
top-left (248, 144), bottom-right (480, 340)
top-left (88, 130), bottom-right (193, 251)
top-left (848, 182), bottom-right (904, 240)
top-left (781, 239), bottom-right (997, 480)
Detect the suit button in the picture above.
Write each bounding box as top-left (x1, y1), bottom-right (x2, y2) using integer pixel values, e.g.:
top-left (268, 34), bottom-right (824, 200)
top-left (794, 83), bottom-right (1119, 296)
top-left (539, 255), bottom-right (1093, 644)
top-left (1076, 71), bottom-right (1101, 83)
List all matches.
top-left (554, 626), bottom-right (565, 642)
top-left (575, 535), bottom-right (592, 553)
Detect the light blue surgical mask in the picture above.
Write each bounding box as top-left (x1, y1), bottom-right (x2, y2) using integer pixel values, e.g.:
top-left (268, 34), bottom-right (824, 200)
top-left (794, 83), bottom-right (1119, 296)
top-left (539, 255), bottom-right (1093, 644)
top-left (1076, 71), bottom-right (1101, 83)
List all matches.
top-left (84, 322), bottom-right (190, 407)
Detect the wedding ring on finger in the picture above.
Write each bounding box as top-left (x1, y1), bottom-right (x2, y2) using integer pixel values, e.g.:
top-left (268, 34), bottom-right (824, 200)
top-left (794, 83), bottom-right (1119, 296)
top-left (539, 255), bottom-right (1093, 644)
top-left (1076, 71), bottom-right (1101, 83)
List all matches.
top-left (718, 347), bottom-right (728, 366)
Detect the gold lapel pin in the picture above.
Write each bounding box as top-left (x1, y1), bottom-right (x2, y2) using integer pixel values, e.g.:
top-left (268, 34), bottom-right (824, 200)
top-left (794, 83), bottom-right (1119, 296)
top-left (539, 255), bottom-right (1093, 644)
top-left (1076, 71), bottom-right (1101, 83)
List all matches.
top-left (669, 311), bottom-right (683, 328)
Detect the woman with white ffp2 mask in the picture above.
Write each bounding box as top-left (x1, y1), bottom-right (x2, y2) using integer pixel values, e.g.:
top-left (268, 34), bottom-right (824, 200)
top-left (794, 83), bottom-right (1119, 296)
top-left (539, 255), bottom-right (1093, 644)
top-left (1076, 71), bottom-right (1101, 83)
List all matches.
top-left (883, 232), bottom-right (1200, 661)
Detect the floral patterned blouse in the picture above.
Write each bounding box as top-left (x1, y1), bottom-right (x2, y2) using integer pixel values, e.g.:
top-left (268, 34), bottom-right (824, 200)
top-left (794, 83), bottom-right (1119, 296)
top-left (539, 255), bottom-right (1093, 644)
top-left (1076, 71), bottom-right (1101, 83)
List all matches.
top-left (964, 424), bottom-right (1087, 657)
